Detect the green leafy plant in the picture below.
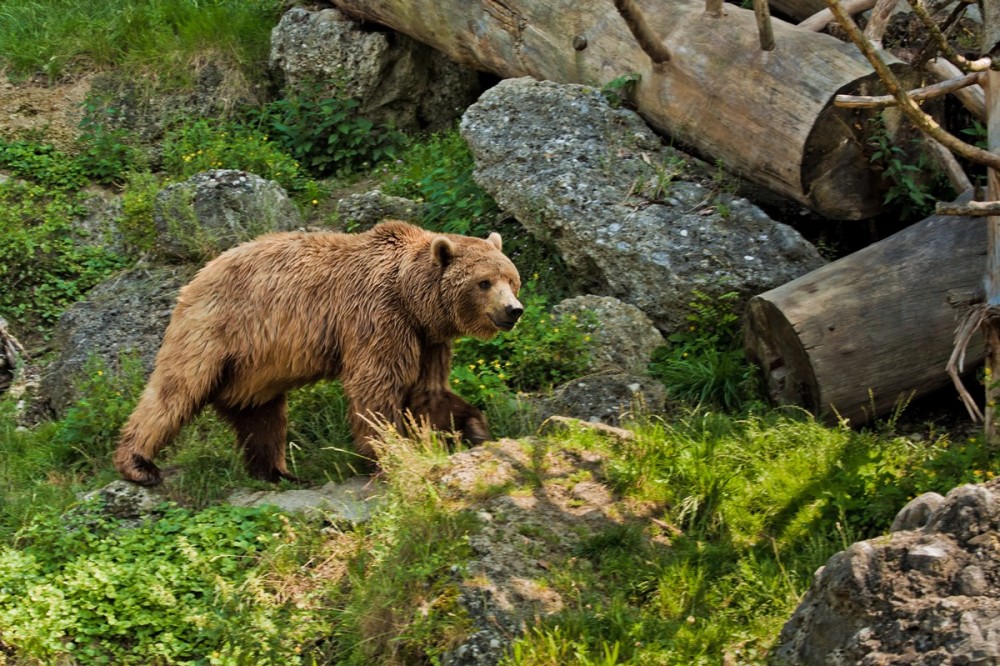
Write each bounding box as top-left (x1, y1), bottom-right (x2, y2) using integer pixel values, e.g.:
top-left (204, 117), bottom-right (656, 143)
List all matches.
top-left (649, 290), bottom-right (759, 411)
top-left (0, 139), bottom-right (90, 190)
top-left (0, 501), bottom-right (323, 665)
top-left (253, 80), bottom-right (403, 177)
top-left (75, 102), bottom-right (143, 185)
top-left (600, 72), bottom-right (641, 109)
top-left (452, 283), bottom-right (594, 398)
top-left (381, 128), bottom-right (499, 236)
top-left (54, 354), bottom-right (146, 474)
top-left (868, 118), bottom-right (937, 220)
top-left (161, 118), bottom-right (318, 198)
top-left (0, 180), bottom-right (127, 328)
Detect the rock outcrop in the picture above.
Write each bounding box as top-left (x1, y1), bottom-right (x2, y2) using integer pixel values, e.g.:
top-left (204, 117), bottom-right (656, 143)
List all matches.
top-left (774, 481), bottom-right (1000, 665)
top-left (152, 169), bottom-right (302, 262)
top-left (460, 78), bottom-right (825, 334)
top-left (270, 7), bottom-right (482, 132)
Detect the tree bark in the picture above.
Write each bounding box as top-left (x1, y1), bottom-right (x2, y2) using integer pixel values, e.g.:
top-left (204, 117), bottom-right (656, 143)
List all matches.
top-left (331, 0), bottom-right (903, 219)
top-left (744, 204), bottom-right (984, 426)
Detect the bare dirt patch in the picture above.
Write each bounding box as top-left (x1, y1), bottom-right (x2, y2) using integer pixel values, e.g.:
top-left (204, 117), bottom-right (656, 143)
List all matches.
top-left (0, 76), bottom-right (92, 148)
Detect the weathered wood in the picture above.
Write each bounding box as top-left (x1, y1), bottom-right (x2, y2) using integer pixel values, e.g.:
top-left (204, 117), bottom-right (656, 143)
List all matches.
top-left (744, 207), bottom-right (985, 425)
top-left (984, 70), bottom-right (1000, 440)
top-left (774, 0), bottom-right (831, 22)
top-left (936, 200), bottom-right (1000, 216)
top-left (798, 0), bottom-right (874, 31)
top-left (331, 0), bottom-right (902, 219)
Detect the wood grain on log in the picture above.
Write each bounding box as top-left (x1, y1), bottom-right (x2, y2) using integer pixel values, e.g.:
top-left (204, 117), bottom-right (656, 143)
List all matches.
top-left (332, 0), bottom-right (902, 219)
top-left (744, 206), bottom-right (984, 425)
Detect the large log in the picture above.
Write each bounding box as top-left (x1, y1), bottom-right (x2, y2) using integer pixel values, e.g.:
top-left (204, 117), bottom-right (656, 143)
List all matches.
top-left (744, 210), bottom-right (985, 425)
top-left (331, 0), bottom-right (902, 219)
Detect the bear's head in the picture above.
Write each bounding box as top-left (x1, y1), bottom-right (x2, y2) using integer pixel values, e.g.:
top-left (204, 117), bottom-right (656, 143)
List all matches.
top-left (432, 232), bottom-right (522, 340)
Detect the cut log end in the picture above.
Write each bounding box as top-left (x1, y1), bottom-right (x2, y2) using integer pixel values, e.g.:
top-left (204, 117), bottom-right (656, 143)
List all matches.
top-left (744, 297), bottom-right (821, 413)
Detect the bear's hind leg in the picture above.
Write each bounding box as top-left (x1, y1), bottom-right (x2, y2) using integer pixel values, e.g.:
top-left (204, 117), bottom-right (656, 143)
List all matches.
top-left (115, 374), bottom-right (208, 486)
top-left (214, 395), bottom-right (298, 483)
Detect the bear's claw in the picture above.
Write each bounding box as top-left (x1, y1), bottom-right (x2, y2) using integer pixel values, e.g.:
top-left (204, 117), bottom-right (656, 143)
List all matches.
top-left (122, 454), bottom-right (164, 486)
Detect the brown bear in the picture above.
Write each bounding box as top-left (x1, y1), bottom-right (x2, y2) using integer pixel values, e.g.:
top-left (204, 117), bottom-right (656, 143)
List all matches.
top-left (113, 220), bottom-right (522, 486)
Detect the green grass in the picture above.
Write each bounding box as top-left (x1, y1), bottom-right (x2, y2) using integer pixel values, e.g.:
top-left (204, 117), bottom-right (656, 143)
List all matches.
top-left (0, 0), bottom-right (282, 85)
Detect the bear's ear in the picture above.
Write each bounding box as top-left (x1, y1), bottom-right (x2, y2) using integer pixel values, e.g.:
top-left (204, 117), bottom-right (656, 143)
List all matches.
top-left (431, 236), bottom-right (455, 267)
top-left (486, 232), bottom-right (502, 252)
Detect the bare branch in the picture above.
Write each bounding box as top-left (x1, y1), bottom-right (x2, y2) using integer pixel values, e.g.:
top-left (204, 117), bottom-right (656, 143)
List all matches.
top-left (825, 0), bottom-right (1000, 171)
top-left (798, 0), bottom-right (875, 32)
top-left (905, 0), bottom-right (993, 71)
top-left (948, 304), bottom-right (987, 422)
top-left (834, 71), bottom-right (984, 108)
top-left (935, 200), bottom-right (1000, 216)
top-left (753, 0), bottom-right (776, 50)
top-left (927, 58), bottom-right (986, 120)
top-left (864, 0), bottom-right (900, 48)
top-left (612, 0), bottom-right (671, 63)
top-left (930, 140), bottom-right (975, 195)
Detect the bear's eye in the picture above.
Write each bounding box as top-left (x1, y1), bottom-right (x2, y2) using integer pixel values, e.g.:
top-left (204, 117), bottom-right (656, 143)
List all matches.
top-left (478, 280), bottom-right (491, 290)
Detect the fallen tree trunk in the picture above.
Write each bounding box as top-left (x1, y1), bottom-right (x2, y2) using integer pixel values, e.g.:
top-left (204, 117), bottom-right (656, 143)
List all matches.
top-left (332, 0), bottom-right (903, 219)
top-left (744, 207), bottom-right (984, 425)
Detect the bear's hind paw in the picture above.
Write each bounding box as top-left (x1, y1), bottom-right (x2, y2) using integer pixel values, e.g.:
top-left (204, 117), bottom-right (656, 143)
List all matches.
top-left (120, 454), bottom-right (164, 486)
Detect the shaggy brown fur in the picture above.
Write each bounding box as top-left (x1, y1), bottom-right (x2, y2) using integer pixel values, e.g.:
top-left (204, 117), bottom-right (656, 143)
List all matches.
top-left (405, 390), bottom-right (491, 445)
top-left (114, 221), bottom-right (522, 485)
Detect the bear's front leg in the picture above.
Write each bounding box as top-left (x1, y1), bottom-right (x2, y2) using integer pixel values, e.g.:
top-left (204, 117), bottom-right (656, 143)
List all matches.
top-left (406, 390), bottom-right (490, 445)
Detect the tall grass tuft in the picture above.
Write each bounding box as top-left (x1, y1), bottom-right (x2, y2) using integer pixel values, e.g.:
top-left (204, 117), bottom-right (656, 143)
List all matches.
top-left (0, 0), bottom-right (282, 85)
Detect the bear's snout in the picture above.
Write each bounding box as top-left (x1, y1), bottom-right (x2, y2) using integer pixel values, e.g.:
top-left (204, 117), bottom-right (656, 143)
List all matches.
top-left (492, 297), bottom-right (523, 331)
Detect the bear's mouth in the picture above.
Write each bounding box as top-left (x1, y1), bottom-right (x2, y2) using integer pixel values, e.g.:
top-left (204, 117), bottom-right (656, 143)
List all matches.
top-left (491, 317), bottom-right (517, 331)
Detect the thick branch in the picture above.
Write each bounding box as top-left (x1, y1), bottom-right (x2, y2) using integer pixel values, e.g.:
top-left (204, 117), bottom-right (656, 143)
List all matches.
top-left (826, 0), bottom-right (1000, 171)
top-left (864, 0), bottom-right (899, 48)
top-left (753, 0), bottom-right (776, 50)
top-left (929, 140), bottom-right (974, 195)
top-left (704, 0), bottom-right (725, 17)
top-left (834, 71), bottom-right (984, 108)
top-left (936, 200), bottom-right (1000, 216)
top-left (798, 0), bottom-right (874, 32)
top-left (612, 0), bottom-right (671, 63)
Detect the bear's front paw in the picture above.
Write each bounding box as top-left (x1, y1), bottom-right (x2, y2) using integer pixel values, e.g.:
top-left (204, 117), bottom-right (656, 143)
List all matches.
top-left (120, 454), bottom-right (164, 486)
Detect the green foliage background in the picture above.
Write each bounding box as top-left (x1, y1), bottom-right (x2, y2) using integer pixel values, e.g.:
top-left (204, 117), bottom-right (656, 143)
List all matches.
top-left (0, 2), bottom-right (994, 664)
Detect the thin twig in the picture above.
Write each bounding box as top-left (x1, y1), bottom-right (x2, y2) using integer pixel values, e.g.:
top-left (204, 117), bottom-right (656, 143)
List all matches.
top-left (825, 0), bottom-right (1000, 171)
top-left (834, 71), bottom-right (983, 108)
top-left (948, 304), bottom-right (986, 422)
top-left (798, 0), bottom-right (875, 32)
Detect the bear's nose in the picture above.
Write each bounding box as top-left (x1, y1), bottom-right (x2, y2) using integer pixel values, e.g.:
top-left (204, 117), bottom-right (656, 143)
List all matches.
top-left (506, 304), bottom-right (523, 321)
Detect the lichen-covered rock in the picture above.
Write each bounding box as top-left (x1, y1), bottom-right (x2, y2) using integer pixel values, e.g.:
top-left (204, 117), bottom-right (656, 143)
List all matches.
top-left (538, 372), bottom-right (667, 425)
top-left (553, 295), bottom-right (664, 374)
top-left (152, 170), bottom-right (301, 262)
top-left (335, 190), bottom-right (422, 231)
top-left (227, 476), bottom-right (382, 524)
top-left (82, 480), bottom-right (167, 520)
top-left (774, 479), bottom-right (1000, 665)
top-left (460, 78), bottom-right (825, 334)
top-left (269, 7), bottom-right (481, 131)
top-left (39, 265), bottom-right (195, 416)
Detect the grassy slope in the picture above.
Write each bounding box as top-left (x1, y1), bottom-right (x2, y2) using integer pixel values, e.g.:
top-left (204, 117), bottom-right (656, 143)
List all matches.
top-left (0, 2), bottom-right (997, 664)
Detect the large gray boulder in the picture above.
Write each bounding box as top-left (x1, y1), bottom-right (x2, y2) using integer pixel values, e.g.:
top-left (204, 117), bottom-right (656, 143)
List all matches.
top-left (774, 480), bottom-right (1000, 665)
top-left (269, 7), bottom-right (481, 132)
top-left (460, 78), bottom-right (825, 334)
top-left (39, 265), bottom-right (195, 416)
top-left (153, 170), bottom-right (302, 262)
top-left (552, 295), bottom-right (663, 375)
